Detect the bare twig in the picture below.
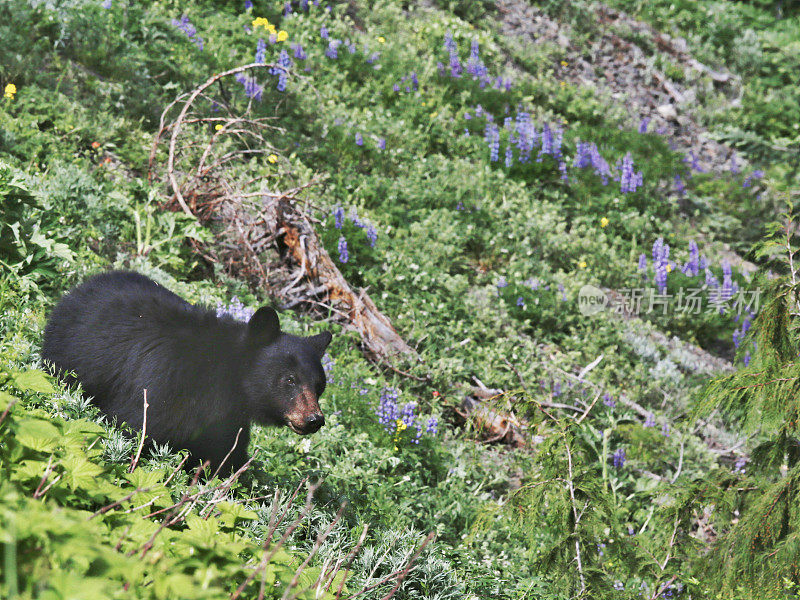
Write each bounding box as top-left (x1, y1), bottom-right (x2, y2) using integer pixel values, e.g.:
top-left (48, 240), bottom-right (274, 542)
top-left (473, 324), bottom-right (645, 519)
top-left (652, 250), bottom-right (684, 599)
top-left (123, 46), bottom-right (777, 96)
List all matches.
top-left (332, 524), bottom-right (369, 599)
top-left (33, 456), bottom-right (56, 499)
top-left (209, 427), bottom-right (243, 481)
top-left (0, 397), bottom-right (18, 426)
top-left (563, 432), bottom-right (586, 596)
top-left (89, 454), bottom-right (189, 519)
top-left (129, 389), bottom-right (149, 473)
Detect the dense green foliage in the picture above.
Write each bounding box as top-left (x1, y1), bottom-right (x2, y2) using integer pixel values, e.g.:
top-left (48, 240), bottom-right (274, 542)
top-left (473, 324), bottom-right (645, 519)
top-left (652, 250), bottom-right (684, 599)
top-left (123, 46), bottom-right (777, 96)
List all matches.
top-left (1, 0), bottom-right (798, 598)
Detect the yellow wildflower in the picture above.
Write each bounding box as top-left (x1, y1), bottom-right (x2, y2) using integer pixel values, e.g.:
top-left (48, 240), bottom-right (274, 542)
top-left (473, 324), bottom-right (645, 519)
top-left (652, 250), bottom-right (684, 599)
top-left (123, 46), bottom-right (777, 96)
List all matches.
top-left (267, 154), bottom-right (278, 164)
top-left (252, 17), bottom-right (271, 30)
top-left (600, 217), bottom-right (609, 228)
top-left (578, 260), bottom-right (587, 269)
top-left (277, 30), bottom-right (288, 42)
top-left (214, 124), bottom-right (223, 131)
top-left (4, 83), bottom-right (16, 99)
top-left (560, 60), bottom-right (568, 67)
top-left (377, 36), bottom-right (386, 44)
top-left (430, 112), bottom-right (438, 119)
top-left (560, 81), bottom-right (566, 87)
top-left (666, 264), bottom-right (672, 273)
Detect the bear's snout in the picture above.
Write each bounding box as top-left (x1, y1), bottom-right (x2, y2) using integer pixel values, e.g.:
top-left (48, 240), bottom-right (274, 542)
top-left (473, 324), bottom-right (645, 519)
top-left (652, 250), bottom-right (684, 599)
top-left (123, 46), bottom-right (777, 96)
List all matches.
top-left (285, 386), bottom-right (325, 435)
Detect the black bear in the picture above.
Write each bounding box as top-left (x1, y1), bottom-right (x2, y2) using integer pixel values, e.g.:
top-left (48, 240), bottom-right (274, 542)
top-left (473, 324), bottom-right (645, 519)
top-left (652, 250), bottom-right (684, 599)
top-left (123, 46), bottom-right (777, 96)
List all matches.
top-left (41, 271), bottom-right (331, 473)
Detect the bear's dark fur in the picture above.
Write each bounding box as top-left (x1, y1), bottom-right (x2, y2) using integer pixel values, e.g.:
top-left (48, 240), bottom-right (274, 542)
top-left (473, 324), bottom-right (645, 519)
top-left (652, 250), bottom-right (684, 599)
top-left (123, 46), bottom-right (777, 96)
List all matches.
top-left (41, 271), bottom-right (331, 473)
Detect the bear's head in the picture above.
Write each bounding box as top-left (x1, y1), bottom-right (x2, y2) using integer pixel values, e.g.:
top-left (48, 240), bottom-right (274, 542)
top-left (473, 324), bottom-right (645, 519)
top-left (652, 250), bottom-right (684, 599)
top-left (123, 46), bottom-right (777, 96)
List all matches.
top-left (242, 306), bottom-right (332, 435)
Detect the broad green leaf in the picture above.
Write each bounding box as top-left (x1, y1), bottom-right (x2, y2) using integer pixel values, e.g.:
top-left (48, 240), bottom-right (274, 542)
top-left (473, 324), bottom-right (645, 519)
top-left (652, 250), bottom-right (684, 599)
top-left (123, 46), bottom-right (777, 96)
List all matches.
top-left (15, 418), bottom-right (61, 452)
top-left (11, 369), bottom-right (56, 395)
top-left (126, 467), bottom-right (166, 489)
top-left (12, 458), bottom-right (52, 481)
top-left (0, 391), bottom-right (18, 411)
top-left (183, 514), bottom-right (220, 546)
top-left (61, 454), bottom-right (104, 490)
top-left (215, 501), bottom-right (258, 528)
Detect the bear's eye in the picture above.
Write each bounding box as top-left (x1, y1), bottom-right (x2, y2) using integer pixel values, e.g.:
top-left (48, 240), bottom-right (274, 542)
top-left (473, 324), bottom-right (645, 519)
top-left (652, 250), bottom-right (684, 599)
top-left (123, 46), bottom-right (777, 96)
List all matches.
top-left (285, 375), bottom-right (296, 386)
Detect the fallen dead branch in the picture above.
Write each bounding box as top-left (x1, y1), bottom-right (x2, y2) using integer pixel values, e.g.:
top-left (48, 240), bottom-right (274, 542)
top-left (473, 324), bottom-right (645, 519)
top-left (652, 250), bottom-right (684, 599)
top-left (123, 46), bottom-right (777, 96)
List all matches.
top-left (148, 63), bottom-right (418, 365)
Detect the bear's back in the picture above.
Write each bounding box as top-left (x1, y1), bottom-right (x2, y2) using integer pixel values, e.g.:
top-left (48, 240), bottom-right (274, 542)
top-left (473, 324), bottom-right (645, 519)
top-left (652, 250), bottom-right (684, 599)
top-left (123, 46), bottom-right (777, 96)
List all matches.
top-left (41, 271), bottom-right (245, 446)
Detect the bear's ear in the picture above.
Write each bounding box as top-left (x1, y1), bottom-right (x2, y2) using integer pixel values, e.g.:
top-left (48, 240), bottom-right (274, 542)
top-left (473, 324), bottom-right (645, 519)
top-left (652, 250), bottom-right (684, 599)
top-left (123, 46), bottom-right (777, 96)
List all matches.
top-left (307, 331), bottom-right (332, 357)
top-left (248, 306), bottom-right (281, 343)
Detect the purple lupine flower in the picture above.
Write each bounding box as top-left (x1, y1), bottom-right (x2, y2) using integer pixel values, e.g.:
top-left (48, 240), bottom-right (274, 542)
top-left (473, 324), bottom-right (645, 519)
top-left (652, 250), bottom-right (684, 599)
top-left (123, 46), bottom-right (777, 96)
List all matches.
top-left (465, 39), bottom-right (488, 80)
top-left (603, 393), bottom-right (616, 408)
top-left (505, 145), bottom-right (514, 168)
top-left (612, 448), bottom-right (626, 468)
top-left (325, 39), bottom-right (342, 59)
top-left (620, 152), bottom-right (642, 193)
top-left (216, 297), bottom-right (256, 322)
top-left (485, 123), bottom-right (500, 162)
top-left (333, 205), bottom-right (345, 229)
top-left (320, 354), bottom-right (334, 376)
top-left (682, 240), bottom-right (700, 276)
top-left (552, 126), bottom-right (563, 159)
top-left (355, 132), bottom-right (363, 146)
top-left (376, 387), bottom-right (400, 429)
top-left (638, 253), bottom-right (647, 272)
top-left (367, 52), bottom-right (380, 64)
top-left (684, 151), bottom-right (704, 173)
top-left (661, 422), bottom-right (670, 437)
top-left (392, 83), bottom-right (400, 92)
top-left (291, 43), bottom-right (307, 60)
top-left (377, 137), bottom-right (386, 150)
top-left (730, 152), bottom-right (739, 174)
top-left (552, 381), bottom-right (562, 397)
top-left (255, 38), bottom-right (267, 63)
top-left (558, 283), bottom-right (567, 301)
top-left (101, 0), bottom-right (112, 8)
top-left (235, 72), bottom-right (264, 101)
top-left (652, 238), bottom-right (670, 292)
top-left (644, 413), bottom-right (656, 427)
top-left (366, 225), bottom-right (378, 247)
top-left (721, 261), bottom-right (733, 301)
top-left (410, 72), bottom-right (419, 91)
top-left (284, 1), bottom-right (292, 15)
top-left (401, 402), bottom-right (416, 427)
top-left (537, 123), bottom-right (552, 162)
top-left (426, 417), bottom-right (438, 435)
top-left (573, 140), bottom-right (591, 168)
top-left (244, 0), bottom-right (253, 8)
top-left (443, 31), bottom-right (457, 53)
top-left (674, 174), bottom-right (685, 197)
top-left (496, 276), bottom-right (508, 289)
top-left (172, 14), bottom-right (204, 50)
top-left (743, 351), bottom-right (751, 366)
top-left (638, 117), bottom-right (650, 133)
top-left (588, 144), bottom-right (611, 185)
top-left (705, 268), bottom-right (719, 289)
top-left (269, 50), bottom-right (292, 91)
top-left (516, 296), bottom-right (525, 308)
top-left (515, 112), bottom-right (535, 163)
top-left (349, 209), bottom-right (365, 229)
top-left (444, 32), bottom-right (461, 77)
top-left (346, 40), bottom-right (357, 54)
top-left (558, 160), bottom-right (568, 182)
top-left (320, 25), bottom-right (329, 39)
top-left (337, 236), bottom-right (349, 263)
top-left (300, 0), bottom-right (308, 9)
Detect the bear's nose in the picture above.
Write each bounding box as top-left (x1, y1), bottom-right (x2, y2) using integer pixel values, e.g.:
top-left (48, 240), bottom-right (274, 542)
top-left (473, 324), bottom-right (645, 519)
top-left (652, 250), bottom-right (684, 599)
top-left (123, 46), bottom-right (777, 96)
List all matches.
top-left (304, 414), bottom-right (325, 433)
